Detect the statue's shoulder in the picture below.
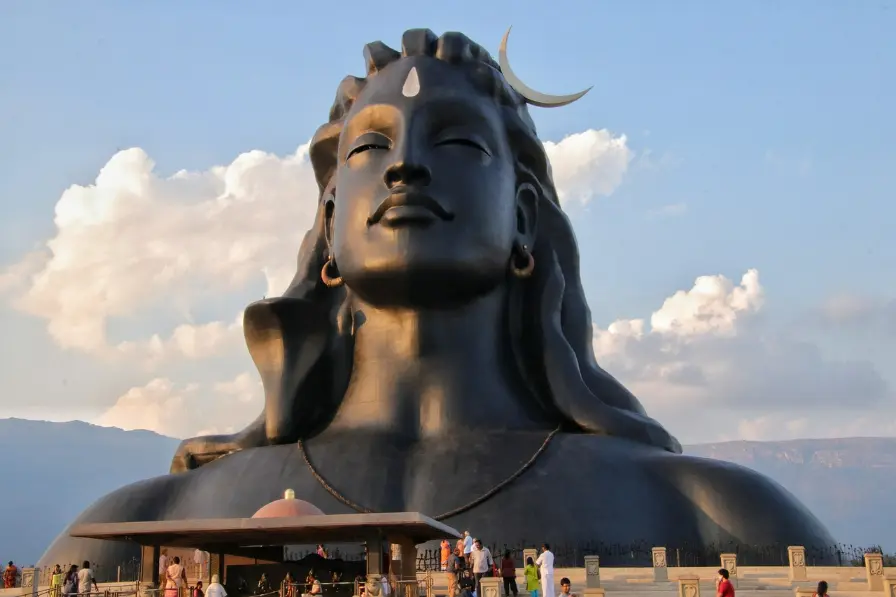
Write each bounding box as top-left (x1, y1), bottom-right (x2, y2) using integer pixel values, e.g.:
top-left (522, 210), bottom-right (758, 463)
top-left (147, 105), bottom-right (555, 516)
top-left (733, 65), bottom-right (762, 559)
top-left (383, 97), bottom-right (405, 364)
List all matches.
top-left (527, 433), bottom-right (834, 548)
top-left (633, 445), bottom-right (836, 546)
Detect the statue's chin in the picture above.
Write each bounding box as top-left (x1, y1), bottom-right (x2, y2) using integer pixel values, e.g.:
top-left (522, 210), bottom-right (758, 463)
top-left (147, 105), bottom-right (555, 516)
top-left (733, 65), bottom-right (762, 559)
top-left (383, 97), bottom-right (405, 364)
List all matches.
top-left (342, 265), bottom-right (506, 308)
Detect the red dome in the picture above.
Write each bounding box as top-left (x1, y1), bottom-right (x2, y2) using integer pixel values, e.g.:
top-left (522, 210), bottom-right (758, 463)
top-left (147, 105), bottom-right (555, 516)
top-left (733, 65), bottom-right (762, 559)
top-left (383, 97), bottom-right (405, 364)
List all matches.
top-left (252, 489), bottom-right (325, 518)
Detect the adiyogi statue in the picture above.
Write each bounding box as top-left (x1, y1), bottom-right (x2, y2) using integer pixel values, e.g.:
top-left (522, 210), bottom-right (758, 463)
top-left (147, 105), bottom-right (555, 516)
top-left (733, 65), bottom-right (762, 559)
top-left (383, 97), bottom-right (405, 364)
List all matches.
top-left (40, 28), bottom-right (835, 569)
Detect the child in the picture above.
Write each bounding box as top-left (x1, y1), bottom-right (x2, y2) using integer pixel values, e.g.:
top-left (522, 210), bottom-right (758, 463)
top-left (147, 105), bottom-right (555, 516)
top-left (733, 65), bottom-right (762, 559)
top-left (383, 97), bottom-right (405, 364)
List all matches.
top-left (524, 557), bottom-right (539, 597)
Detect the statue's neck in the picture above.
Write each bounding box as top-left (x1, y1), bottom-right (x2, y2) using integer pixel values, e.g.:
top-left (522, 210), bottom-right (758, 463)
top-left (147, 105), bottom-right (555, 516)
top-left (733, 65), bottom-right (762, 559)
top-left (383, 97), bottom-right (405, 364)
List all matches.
top-left (324, 289), bottom-right (548, 438)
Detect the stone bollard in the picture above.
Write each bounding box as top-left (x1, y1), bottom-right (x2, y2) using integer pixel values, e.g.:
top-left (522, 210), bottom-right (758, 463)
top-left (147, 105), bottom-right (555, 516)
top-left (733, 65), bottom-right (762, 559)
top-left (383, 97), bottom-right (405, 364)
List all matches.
top-left (677, 576), bottom-right (700, 597)
top-left (583, 589), bottom-right (606, 597)
top-left (864, 552), bottom-right (884, 592)
top-left (584, 556), bottom-right (601, 589)
top-left (882, 574), bottom-right (896, 597)
top-left (793, 588), bottom-right (814, 597)
top-left (652, 547), bottom-right (668, 582)
top-left (21, 568), bottom-right (39, 597)
top-left (719, 554), bottom-right (737, 579)
top-left (480, 577), bottom-right (502, 597)
top-left (523, 550), bottom-right (538, 568)
top-left (787, 546), bottom-right (807, 582)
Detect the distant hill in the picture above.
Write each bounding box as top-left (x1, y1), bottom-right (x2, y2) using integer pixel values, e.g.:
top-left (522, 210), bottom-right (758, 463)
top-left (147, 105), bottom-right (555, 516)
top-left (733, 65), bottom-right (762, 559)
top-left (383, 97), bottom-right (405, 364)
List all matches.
top-left (0, 419), bottom-right (179, 566)
top-left (1, 419), bottom-right (893, 565)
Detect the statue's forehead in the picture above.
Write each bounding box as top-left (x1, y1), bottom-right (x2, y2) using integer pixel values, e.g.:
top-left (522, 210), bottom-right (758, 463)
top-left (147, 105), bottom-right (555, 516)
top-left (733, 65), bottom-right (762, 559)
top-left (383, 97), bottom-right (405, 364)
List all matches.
top-left (350, 56), bottom-right (489, 116)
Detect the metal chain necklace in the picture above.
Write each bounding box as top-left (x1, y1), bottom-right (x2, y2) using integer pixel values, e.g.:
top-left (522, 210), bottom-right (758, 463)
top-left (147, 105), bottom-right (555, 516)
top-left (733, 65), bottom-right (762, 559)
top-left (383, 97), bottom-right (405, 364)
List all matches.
top-left (297, 425), bottom-right (561, 522)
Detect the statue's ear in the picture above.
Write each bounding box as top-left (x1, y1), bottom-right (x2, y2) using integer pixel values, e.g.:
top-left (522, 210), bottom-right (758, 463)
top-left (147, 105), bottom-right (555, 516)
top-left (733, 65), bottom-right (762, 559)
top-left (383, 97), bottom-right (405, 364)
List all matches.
top-left (323, 190), bottom-right (336, 251)
top-left (515, 182), bottom-right (539, 245)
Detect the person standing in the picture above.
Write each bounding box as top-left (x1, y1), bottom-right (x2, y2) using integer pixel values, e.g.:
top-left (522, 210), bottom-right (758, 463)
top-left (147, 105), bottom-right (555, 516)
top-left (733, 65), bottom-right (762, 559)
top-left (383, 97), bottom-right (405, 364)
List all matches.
top-left (523, 558), bottom-right (539, 597)
top-left (50, 565), bottom-right (64, 597)
top-left (193, 550), bottom-right (209, 580)
top-left (3, 562), bottom-right (19, 588)
top-left (159, 550), bottom-right (169, 580)
top-left (62, 565), bottom-right (78, 596)
top-left (814, 581), bottom-right (829, 597)
top-left (716, 569), bottom-right (734, 597)
top-left (77, 561), bottom-right (99, 595)
top-left (535, 544), bottom-right (554, 597)
top-left (166, 556), bottom-right (187, 597)
top-left (446, 548), bottom-right (463, 597)
top-left (500, 551), bottom-right (518, 597)
top-left (441, 540), bottom-right (451, 571)
top-left (470, 539), bottom-right (493, 597)
top-left (462, 532), bottom-right (474, 568)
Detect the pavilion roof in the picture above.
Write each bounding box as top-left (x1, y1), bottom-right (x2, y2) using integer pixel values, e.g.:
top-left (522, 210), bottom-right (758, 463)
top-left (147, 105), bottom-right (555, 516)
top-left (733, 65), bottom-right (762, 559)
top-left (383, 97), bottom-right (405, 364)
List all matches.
top-left (70, 512), bottom-right (460, 551)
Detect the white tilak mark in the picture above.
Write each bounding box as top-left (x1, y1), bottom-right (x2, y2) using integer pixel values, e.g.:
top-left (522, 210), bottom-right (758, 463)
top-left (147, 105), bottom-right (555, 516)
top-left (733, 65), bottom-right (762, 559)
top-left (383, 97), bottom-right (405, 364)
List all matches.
top-left (402, 67), bottom-right (420, 98)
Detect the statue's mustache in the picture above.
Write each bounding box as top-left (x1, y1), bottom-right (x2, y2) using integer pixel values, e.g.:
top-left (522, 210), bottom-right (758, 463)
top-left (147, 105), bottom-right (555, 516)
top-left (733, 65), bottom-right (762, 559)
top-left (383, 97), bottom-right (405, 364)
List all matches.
top-left (366, 187), bottom-right (455, 226)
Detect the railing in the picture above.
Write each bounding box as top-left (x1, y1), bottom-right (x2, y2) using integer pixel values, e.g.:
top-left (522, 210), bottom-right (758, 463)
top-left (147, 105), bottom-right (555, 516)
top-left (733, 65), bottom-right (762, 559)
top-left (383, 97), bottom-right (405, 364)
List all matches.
top-left (14, 584), bottom-right (140, 597)
top-left (281, 578), bottom-right (428, 597)
top-left (413, 542), bottom-right (896, 570)
top-left (37, 560), bottom-right (142, 586)
top-left (281, 580), bottom-right (366, 597)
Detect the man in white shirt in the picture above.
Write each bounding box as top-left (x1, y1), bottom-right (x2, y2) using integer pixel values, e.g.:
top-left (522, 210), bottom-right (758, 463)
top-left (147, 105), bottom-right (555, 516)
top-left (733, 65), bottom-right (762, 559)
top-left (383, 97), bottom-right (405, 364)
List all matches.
top-left (535, 544), bottom-right (554, 597)
top-left (470, 539), bottom-right (493, 597)
top-left (462, 532), bottom-right (474, 568)
top-left (159, 550), bottom-right (169, 578)
top-left (193, 551), bottom-right (209, 579)
top-left (77, 562), bottom-right (98, 595)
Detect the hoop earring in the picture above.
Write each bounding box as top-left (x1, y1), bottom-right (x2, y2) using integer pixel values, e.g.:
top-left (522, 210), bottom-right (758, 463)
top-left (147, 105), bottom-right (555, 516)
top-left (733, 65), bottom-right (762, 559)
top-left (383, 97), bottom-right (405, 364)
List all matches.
top-left (510, 244), bottom-right (535, 279)
top-left (320, 258), bottom-right (344, 288)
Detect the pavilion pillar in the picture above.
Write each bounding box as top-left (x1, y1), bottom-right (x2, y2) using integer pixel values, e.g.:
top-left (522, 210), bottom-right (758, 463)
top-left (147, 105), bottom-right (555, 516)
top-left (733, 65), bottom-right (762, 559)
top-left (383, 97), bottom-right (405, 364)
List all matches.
top-left (389, 537), bottom-right (417, 597)
top-left (139, 545), bottom-right (160, 597)
top-left (216, 553), bottom-right (226, 584)
top-left (365, 534), bottom-right (386, 576)
top-left (140, 545), bottom-right (160, 587)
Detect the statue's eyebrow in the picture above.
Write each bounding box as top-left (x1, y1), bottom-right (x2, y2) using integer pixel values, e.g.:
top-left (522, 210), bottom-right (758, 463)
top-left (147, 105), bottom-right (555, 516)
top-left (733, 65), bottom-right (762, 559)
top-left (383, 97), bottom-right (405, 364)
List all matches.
top-left (423, 97), bottom-right (499, 148)
top-left (344, 104), bottom-right (396, 140)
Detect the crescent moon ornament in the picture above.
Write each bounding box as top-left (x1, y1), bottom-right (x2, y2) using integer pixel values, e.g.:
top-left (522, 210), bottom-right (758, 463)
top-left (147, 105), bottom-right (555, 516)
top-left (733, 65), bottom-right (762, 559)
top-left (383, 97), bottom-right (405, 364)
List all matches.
top-left (498, 27), bottom-right (592, 108)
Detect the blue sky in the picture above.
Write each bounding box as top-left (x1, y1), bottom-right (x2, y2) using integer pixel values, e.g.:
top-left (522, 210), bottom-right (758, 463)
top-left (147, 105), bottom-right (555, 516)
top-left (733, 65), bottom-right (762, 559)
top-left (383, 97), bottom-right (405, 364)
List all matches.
top-left (0, 1), bottom-right (893, 441)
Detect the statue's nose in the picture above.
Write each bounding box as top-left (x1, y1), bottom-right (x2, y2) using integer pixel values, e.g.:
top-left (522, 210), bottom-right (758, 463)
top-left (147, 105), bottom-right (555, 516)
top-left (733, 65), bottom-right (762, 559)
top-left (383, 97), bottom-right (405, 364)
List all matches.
top-left (383, 160), bottom-right (432, 189)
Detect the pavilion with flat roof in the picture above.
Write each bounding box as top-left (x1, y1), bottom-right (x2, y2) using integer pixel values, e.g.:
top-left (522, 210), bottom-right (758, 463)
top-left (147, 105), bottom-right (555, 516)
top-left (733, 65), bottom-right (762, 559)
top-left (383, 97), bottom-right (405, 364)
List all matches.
top-left (70, 512), bottom-right (460, 588)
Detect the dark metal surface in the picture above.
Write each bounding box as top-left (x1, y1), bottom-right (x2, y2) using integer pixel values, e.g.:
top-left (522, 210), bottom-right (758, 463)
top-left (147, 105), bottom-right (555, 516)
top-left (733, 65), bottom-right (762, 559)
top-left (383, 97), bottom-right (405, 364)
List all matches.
top-left (38, 29), bottom-right (836, 570)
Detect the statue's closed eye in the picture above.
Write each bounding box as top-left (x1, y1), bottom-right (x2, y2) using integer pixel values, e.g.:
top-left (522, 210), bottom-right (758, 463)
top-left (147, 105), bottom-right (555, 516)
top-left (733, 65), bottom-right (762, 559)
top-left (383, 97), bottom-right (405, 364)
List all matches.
top-left (347, 143), bottom-right (389, 159)
top-left (346, 132), bottom-right (392, 161)
top-left (434, 137), bottom-right (491, 156)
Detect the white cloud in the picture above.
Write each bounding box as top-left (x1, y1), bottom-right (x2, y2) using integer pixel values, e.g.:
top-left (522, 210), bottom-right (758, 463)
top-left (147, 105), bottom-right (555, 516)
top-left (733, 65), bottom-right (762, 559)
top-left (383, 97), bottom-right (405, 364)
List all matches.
top-left (543, 129), bottom-right (633, 205)
top-left (3, 146), bottom-right (318, 356)
top-left (649, 269), bottom-right (763, 337)
top-left (98, 373), bottom-right (263, 439)
top-left (115, 313), bottom-right (244, 365)
top-left (592, 269), bottom-right (894, 442)
top-left (1, 128), bottom-right (632, 366)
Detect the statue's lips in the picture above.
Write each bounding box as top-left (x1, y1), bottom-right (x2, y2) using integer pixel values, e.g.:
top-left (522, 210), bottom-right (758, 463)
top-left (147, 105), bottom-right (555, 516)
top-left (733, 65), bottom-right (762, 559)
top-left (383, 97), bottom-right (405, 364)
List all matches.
top-left (368, 190), bottom-right (455, 228)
